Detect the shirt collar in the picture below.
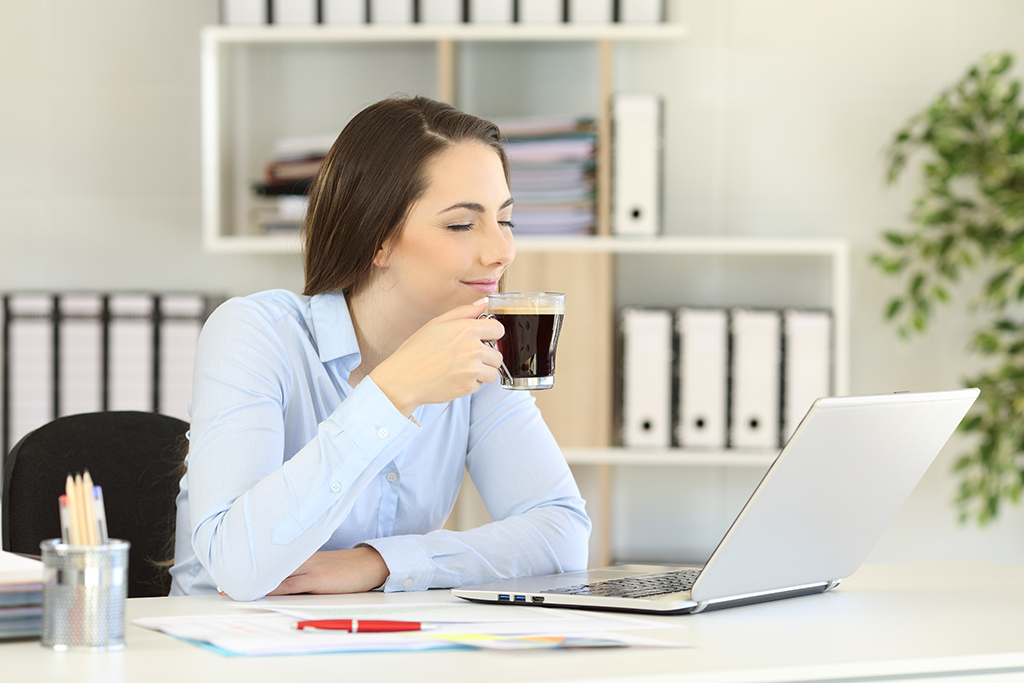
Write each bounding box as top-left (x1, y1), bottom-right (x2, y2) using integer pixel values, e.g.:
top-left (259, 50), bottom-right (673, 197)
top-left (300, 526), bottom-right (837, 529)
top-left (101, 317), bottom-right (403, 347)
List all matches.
top-left (309, 290), bottom-right (361, 366)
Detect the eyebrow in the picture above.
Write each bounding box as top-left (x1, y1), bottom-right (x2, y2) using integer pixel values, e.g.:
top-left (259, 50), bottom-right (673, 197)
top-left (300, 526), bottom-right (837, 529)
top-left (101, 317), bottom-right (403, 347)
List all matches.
top-left (438, 197), bottom-right (514, 214)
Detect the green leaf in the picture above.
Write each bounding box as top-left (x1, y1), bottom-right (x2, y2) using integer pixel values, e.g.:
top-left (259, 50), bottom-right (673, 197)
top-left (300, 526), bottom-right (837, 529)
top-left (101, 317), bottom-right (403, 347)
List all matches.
top-left (973, 331), bottom-right (1000, 354)
top-left (910, 273), bottom-right (926, 296)
top-left (884, 231), bottom-right (908, 246)
top-left (885, 298), bottom-right (903, 320)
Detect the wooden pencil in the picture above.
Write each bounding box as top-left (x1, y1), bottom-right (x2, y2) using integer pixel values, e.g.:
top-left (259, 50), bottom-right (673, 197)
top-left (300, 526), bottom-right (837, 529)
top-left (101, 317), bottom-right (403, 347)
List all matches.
top-left (64, 474), bottom-right (79, 545)
top-left (82, 470), bottom-right (97, 546)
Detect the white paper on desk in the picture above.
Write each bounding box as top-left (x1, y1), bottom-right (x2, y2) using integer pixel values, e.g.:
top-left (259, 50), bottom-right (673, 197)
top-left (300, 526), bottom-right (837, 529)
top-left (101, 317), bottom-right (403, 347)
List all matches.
top-left (0, 551), bottom-right (44, 587)
top-left (410, 631), bottom-right (684, 650)
top-left (133, 612), bottom-right (449, 656)
top-left (135, 602), bottom-right (685, 656)
top-left (260, 601), bottom-right (683, 636)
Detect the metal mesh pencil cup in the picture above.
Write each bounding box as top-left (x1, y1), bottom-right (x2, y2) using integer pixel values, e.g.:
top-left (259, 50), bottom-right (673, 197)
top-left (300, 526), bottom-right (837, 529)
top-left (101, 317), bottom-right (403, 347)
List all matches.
top-left (40, 539), bottom-right (130, 651)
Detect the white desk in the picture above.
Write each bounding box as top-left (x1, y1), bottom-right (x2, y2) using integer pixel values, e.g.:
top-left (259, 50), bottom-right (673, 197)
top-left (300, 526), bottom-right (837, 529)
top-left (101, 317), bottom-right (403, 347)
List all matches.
top-left (4, 561), bottom-right (1024, 683)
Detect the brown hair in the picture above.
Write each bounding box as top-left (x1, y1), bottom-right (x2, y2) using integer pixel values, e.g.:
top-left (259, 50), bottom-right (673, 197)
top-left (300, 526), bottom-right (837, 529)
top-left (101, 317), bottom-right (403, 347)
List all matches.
top-left (302, 96), bottom-right (510, 297)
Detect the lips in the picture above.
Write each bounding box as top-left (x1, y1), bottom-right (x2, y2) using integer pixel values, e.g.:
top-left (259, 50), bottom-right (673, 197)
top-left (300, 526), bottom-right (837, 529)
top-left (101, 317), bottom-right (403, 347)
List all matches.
top-left (461, 279), bottom-right (499, 294)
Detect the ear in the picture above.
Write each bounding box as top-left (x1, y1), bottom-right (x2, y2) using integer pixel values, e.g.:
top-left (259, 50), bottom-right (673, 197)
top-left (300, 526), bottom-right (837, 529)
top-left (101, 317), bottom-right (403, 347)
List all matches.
top-left (372, 240), bottom-right (392, 269)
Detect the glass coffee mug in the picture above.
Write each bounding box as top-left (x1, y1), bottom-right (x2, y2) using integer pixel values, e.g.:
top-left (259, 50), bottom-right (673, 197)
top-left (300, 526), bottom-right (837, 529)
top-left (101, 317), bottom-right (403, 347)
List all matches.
top-left (483, 292), bottom-right (565, 390)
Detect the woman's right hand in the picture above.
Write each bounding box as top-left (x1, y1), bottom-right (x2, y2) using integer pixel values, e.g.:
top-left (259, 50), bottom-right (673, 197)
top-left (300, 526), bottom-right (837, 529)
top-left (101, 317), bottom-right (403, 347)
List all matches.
top-left (369, 298), bottom-right (505, 417)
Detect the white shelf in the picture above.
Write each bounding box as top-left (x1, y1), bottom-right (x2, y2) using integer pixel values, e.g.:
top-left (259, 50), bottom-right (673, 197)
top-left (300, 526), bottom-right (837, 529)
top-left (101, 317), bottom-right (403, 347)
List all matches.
top-left (204, 233), bottom-right (848, 256)
top-left (517, 235), bottom-right (848, 255)
top-left (201, 23), bottom-right (688, 250)
top-left (202, 23), bottom-right (688, 44)
top-left (204, 233), bottom-right (304, 254)
top-left (563, 447), bottom-right (777, 467)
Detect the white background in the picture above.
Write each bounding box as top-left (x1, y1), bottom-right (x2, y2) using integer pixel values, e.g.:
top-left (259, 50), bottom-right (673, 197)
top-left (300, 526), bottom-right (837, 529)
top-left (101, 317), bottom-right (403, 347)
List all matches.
top-left (1, 0), bottom-right (1022, 566)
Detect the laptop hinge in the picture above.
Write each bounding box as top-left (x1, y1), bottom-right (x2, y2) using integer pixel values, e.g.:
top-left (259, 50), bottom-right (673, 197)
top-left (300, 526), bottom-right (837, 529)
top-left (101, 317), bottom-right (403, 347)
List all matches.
top-left (689, 581), bottom-right (832, 614)
top-left (825, 579), bottom-right (842, 592)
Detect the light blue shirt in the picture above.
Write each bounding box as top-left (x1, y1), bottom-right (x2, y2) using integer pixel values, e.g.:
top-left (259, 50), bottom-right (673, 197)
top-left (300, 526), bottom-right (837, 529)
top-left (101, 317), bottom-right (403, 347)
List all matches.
top-left (169, 289), bottom-right (590, 600)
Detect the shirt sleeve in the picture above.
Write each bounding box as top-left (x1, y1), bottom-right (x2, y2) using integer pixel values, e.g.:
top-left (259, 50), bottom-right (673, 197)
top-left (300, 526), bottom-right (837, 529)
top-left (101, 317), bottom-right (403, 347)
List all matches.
top-left (364, 383), bottom-right (591, 591)
top-left (184, 299), bottom-right (419, 601)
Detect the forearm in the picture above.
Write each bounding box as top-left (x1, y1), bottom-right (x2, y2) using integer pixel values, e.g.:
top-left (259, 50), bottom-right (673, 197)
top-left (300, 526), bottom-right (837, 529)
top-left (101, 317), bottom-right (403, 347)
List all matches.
top-left (364, 497), bottom-right (591, 591)
top-left (188, 378), bottom-right (419, 600)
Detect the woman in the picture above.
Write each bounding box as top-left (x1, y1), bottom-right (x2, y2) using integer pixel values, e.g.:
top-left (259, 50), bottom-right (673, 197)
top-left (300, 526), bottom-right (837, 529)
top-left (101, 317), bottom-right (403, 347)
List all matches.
top-left (169, 96), bottom-right (591, 600)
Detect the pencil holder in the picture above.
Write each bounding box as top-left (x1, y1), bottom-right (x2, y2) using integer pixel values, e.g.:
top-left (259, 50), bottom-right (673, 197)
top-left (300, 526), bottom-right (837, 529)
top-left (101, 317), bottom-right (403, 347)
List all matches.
top-left (40, 539), bottom-right (130, 651)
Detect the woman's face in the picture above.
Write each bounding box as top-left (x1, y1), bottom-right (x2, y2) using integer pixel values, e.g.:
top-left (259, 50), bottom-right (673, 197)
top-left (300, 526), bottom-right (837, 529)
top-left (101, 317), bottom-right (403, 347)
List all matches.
top-left (375, 141), bottom-right (516, 323)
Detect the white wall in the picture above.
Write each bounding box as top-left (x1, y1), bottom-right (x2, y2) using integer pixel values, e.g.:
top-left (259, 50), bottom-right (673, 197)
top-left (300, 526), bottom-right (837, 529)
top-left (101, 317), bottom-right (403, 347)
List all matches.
top-left (2, 0), bottom-right (1023, 565)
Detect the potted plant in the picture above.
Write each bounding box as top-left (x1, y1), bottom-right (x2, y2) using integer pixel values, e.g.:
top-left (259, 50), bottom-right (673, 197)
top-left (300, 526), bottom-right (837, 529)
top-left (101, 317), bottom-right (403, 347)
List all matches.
top-left (872, 51), bottom-right (1024, 525)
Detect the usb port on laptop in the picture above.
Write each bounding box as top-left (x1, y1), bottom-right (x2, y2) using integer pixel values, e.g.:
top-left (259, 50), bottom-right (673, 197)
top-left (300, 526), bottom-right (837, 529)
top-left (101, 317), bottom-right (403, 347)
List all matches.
top-left (498, 594), bottom-right (510, 602)
top-left (514, 595), bottom-right (527, 603)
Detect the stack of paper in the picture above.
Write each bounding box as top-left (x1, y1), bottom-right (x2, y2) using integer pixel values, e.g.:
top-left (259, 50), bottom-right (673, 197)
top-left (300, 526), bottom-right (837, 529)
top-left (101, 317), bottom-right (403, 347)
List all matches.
top-left (134, 601), bottom-right (684, 656)
top-left (497, 116), bottom-right (597, 236)
top-left (0, 551), bottom-right (43, 640)
top-left (252, 133), bottom-right (336, 234)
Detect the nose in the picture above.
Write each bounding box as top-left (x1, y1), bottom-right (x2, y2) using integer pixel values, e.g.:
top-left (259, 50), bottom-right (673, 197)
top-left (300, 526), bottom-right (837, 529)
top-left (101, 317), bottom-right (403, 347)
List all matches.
top-left (481, 219), bottom-right (515, 268)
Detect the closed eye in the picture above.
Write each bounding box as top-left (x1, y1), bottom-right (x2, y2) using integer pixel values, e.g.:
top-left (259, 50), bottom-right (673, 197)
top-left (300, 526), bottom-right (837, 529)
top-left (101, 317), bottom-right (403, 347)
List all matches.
top-left (500, 220), bottom-right (515, 230)
top-left (447, 223), bottom-right (473, 232)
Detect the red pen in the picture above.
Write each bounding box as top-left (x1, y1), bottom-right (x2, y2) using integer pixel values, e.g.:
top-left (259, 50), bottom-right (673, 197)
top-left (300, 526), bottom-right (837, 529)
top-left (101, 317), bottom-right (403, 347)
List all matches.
top-left (294, 619), bottom-right (439, 633)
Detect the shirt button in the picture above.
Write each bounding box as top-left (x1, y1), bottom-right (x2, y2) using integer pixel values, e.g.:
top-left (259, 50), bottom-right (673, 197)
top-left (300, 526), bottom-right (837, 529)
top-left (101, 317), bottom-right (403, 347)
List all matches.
top-left (402, 578), bottom-right (413, 588)
top-left (331, 482), bottom-right (341, 493)
top-left (385, 472), bottom-right (399, 484)
top-left (378, 427), bottom-right (389, 439)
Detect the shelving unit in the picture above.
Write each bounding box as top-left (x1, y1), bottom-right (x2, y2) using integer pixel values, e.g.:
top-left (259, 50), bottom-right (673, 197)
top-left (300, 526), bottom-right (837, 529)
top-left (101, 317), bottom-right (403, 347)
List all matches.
top-left (516, 237), bottom-right (849, 566)
top-left (200, 22), bottom-right (687, 251)
top-left (199, 23), bottom-right (851, 568)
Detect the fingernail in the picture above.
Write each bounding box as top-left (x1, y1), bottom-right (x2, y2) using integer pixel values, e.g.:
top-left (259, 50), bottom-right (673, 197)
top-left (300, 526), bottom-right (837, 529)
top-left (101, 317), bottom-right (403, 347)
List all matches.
top-left (473, 297), bottom-right (488, 306)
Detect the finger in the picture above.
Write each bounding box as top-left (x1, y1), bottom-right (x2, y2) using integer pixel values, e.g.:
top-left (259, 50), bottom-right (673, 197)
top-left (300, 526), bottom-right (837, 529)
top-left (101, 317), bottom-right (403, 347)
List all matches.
top-left (435, 296), bottom-right (491, 322)
top-left (479, 365), bottom-right (501, 385)
top-left (479, 318), bottom-right (504, 341)
top-left (480, 346), bottom-right (504, 368)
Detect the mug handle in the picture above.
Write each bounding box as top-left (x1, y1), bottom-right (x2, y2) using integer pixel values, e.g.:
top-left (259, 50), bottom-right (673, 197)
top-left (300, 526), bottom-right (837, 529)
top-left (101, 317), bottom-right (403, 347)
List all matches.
top-left (479, 313), bottom-right (513, 386)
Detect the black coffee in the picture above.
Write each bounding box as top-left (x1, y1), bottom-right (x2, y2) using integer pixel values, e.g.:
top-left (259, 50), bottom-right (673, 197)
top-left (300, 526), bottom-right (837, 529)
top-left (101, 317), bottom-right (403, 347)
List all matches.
top-left (492, 312), bottom-right (563, 379)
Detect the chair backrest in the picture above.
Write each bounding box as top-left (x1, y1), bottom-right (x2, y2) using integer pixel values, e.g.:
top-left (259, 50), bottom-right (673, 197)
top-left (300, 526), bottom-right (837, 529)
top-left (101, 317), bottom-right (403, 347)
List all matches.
top-left (2, 411), bottom-right (188, 598)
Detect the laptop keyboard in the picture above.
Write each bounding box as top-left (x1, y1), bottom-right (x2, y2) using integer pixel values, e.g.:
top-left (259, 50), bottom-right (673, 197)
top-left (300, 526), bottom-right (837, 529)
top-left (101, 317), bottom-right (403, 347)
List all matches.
top-left (541, 569), bottom-right (702, 599)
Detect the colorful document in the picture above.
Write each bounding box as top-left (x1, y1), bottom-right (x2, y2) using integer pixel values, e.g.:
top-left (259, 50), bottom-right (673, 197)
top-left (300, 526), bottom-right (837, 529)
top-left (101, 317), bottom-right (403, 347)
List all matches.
top-left (133, 601), bottom-right (687, 656)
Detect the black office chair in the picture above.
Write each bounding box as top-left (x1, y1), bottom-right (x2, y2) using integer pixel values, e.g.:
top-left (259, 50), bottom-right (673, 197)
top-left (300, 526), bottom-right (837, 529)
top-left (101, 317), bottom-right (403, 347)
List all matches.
top-left (2, 411), bottom-right (189, 598)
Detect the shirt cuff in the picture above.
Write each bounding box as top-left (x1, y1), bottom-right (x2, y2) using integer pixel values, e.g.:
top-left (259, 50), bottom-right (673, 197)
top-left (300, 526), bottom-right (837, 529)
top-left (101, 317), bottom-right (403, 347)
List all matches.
top-left (330, 376), bottom-right (421, 469)
top-left (361, 535), bottom-right (433, 592)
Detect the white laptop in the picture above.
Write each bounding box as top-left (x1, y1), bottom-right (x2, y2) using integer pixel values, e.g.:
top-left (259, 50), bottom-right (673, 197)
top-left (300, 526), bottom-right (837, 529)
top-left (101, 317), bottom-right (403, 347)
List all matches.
top-left (451, 388), bottom-right (979, 614)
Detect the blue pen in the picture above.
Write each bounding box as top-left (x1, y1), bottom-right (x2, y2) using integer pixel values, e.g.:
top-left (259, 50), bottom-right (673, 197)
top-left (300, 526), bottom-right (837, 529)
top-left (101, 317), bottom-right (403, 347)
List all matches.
top-left (93, 486), bottom-right (109, 545)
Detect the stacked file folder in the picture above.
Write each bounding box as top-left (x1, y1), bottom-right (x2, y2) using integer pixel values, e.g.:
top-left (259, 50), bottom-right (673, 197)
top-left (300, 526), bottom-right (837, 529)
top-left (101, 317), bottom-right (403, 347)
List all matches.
top-left (0, 551), bottom-right (43, 640)
top-left (252, 133), bottom-right (335, 235)
top-left (497, 116), bottom-right (597, 236)
top-left (0, 292), bottom-right (217, 456)
top-left (221, 0), bottom-right (666, 25)
top-left (620, 307), bottom-right (833, 450)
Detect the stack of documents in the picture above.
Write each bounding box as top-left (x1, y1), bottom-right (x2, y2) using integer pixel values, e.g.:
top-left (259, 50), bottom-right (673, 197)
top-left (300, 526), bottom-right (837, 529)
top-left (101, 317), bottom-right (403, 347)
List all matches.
top-left (497, 116), bottom-right (597, 236)
top-left (0, 551), bottom-right (43, 640)
top-left (1, 291), bottom-right (214, 454)
top-left (134, 601), bottom-right (684, 655)
top-left (252, 133), bottom-right (336, 234)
